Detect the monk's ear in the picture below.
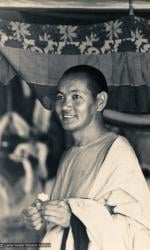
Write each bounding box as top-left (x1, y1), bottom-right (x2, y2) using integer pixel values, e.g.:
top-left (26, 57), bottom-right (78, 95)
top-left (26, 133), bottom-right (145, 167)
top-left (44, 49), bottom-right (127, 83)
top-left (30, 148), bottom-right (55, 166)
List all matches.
top-left (96, 91), bottom-right (108, 111)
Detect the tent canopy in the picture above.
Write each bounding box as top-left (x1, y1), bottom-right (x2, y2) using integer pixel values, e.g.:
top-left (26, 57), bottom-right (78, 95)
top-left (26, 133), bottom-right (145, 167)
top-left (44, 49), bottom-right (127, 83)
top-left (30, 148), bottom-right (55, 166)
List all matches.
top-left (0, 4), bottom-right (149, 115)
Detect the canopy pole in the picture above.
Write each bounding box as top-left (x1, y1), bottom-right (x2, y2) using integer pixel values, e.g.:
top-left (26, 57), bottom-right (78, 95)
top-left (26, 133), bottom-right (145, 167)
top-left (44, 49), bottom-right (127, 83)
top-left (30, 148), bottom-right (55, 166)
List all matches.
top-left (129, 0), bottom-right (134, 15)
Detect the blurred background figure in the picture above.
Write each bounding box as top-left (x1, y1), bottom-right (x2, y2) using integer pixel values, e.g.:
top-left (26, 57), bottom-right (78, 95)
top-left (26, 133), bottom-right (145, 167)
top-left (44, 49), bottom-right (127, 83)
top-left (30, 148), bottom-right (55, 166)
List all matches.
top-left (0, 77), bottom-right (65, 245)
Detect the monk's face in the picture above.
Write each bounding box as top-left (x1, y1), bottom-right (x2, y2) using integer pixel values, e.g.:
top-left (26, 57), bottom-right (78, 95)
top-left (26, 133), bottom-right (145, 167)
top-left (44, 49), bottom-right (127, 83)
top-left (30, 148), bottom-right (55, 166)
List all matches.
top-left (55, 74), bottom-right (98, 132)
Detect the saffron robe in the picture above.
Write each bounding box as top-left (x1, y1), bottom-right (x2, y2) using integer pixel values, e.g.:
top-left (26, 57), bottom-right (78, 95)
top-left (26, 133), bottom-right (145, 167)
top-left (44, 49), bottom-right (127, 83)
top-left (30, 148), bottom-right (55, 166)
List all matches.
top-left (42, 134), bottom-right (150, 250)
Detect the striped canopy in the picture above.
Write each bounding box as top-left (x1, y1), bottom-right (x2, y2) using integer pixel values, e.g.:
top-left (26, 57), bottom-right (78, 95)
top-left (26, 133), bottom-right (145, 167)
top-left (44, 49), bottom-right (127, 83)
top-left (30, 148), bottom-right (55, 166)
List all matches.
top-left (0, 15), bottom-right (150, 113)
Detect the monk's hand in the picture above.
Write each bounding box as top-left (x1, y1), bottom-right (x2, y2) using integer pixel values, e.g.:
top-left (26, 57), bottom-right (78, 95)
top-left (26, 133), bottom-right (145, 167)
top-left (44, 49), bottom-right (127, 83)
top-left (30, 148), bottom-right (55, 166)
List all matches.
top-left (42, 200), bottom-right (71, 228)
top-left (22, 202), bottom-right (44, 231)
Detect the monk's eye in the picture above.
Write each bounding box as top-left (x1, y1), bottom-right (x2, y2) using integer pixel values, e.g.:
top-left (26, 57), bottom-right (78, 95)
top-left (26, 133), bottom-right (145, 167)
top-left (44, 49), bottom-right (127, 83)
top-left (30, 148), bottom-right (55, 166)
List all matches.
top-left (56, 94), bottom-right (64, 102)
top-left (72, 94), bottom-right (82, 100)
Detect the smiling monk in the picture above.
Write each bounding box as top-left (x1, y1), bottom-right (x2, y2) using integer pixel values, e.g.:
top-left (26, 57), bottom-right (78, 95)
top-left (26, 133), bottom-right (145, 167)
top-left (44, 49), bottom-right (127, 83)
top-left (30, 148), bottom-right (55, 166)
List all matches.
top-left (22, 65), bottom-right (150, 250)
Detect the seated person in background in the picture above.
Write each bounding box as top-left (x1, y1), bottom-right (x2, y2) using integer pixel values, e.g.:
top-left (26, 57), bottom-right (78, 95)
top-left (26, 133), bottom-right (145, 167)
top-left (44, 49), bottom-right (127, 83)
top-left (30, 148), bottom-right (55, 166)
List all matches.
top-left (10, 141), bottom-right (48, 191)
top-left (32, 98), bottom-right (66, 182)
top-left (0, 112), bottom-right (42, 218)
top-left (22, 65), bottom-right (150, 250)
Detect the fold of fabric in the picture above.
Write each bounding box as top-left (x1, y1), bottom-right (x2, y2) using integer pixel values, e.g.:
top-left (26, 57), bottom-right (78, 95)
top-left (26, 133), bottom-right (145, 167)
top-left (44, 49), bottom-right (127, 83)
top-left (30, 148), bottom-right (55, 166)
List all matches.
top-left (67, 213), bottom-right (89, 250)
top-left (50, 132), bottom-right (117, 200)
top-left (41, 136), bottom-right (150, 250)
top-left (67, 198), bottom-right (126, 250)
top-left (1, 45), bottom-right (150, 112)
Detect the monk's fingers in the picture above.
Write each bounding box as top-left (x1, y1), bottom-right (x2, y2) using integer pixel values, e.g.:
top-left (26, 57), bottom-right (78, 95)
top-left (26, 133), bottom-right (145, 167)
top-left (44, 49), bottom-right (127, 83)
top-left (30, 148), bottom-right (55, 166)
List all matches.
top-left (23, 205), bottom-right (39, 217)
top-left (32, 217), bottom-right (43, 229)
top-left (33, 223), bottom-right (42, 231)
top-left (43, 202), bottom-right (71, 228)
top-left (28, 222), bottom-right (43, 231)
top-left (44, 215), bottom-right (61, 225)
top-left (22, 208), bottom-right (42, 220)
top-left (43, 208), bottom-right (61, 219)
top-left (47, 222), bottom-right (57, 231)
top-left (32, 212), bottom-right (42, 221)
top-left (44, 204), bottom-right (69, 218)
top-left (24, 217), bottom-right (43, 231)
top-left (23, 215), bottom-right (42, 227)
top-left (59, 200), bottom-right (70, 209)
top-left (22, 206), bottom-right (43, 231)
top-left (45, 201), bottom-right (69, 213)
top-left (24, 216), bottom-right (42, 226)
top-left (42, 204), bottom-right (61, 216)
top-left (44, 214), bottom-right (70, 228)
top-left (34, 200), bottom-right (43, 211)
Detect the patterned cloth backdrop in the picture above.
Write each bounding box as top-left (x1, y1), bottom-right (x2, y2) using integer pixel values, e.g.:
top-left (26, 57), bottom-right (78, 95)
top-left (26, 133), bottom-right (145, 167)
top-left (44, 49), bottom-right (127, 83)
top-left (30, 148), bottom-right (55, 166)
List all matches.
top-left (0, 15), bottom-right (150, 113)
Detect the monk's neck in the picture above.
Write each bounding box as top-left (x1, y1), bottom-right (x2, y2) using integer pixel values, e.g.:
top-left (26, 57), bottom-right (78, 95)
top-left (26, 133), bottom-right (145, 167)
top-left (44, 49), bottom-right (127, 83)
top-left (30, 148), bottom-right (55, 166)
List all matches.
top-left (72, 122), bottom-right (108, 147)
